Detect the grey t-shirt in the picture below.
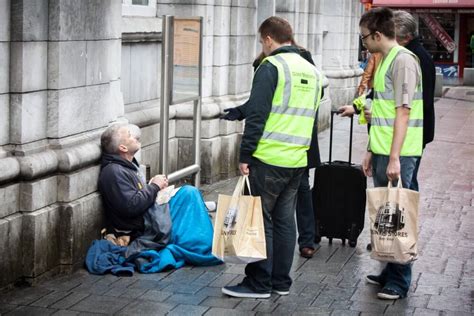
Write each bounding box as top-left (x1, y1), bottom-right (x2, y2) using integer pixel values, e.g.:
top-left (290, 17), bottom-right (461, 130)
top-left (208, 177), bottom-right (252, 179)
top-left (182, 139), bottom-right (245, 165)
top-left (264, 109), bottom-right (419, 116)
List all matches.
top-left (391, 52), bottom-right (422, 108)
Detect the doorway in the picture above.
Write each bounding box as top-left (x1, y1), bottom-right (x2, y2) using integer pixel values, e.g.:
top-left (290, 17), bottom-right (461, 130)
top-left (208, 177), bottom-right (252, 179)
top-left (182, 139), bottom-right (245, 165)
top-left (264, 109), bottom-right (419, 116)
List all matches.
top-left (459, 14), bottom-right (474, 78)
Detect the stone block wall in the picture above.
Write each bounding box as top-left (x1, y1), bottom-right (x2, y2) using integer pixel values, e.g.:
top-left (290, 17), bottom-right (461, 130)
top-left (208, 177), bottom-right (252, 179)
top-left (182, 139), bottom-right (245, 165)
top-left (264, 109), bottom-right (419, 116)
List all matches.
top-left (0, 214), bottom-right (22, 287)
top-left (320, 0), bottom-right (363, 108)
top-left (124, 0), bottom-right (257, 182)
top-left (0, 0), bottom-right (363, 288)
top-left (141, 0), bottom-right (362, 184)
top-left (0, 0), bottom-right (122, 288)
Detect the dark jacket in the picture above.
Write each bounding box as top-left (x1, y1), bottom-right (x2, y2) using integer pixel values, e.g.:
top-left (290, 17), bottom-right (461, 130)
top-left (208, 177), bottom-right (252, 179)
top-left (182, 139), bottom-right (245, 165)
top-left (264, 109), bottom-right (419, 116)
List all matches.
top-left (239, 46), bottom-right (323, 168)
top-left (98, 153), bottom-right (160, 234)
top-left (406, 37), bottom-right (436, 147)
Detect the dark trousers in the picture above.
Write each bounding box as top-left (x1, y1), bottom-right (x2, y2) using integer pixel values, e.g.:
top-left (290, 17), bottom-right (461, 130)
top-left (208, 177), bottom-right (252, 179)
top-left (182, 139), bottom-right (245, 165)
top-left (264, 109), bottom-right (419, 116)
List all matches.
top-left (409, 155), bottom-right (422, 191)
top-left (296, 169), bottom-right (317, 250)
top-left (242, 162), bottom-right (304, 293)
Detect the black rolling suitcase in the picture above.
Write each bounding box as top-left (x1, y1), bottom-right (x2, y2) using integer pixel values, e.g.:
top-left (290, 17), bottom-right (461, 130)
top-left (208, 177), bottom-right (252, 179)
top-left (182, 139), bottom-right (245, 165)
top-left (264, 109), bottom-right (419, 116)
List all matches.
top-left (312, 110), bottom-right (366, 247)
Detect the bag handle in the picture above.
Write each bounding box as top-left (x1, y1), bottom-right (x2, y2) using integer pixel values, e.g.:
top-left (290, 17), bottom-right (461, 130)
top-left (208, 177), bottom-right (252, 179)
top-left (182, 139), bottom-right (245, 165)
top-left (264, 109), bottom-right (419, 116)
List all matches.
top-left (329, 110), bottom-right (353, 164)
top-left (231, 176), bottom-right (245, 200)
top-left (224, 175), bottom-right (252, 233)
top-left (230, 175), bottom-right (252, 199)
top-left (387, 178), bottom-right (403, 189)
top-left (243, 175), bottom-right (252, 196)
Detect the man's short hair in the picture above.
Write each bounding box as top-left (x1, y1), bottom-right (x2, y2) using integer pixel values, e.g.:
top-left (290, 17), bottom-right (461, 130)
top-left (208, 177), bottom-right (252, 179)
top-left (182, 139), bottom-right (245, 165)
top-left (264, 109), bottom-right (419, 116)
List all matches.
top-left (101, 123), bottom-right (128, 154)
top-left (393, 10), bottom-right (418, 40)
top-left (259, 16), bottom-right (294, 44)
top-left (359, 7), bottom-right (396, 40)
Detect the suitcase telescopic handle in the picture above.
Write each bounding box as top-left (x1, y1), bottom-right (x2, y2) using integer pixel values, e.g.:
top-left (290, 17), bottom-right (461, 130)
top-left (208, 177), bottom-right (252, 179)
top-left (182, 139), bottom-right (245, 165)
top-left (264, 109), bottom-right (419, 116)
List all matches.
top-left (329, 110), bottom-right (353, 164)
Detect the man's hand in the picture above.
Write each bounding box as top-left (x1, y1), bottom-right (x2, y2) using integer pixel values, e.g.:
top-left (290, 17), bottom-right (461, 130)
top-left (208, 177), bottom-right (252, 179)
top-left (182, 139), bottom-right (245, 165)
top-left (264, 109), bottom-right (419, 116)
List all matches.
top-left (363, 108), bottom-right (372, 124)
top-left (239, 163), bottom-right (249, 176)
top-left (362, 151), bottom-right (373, 177)
top-left (338, 105), bottom-right (355, 117)
top-left (151, 174), bottom-right (168, 189)
top-left (221, 108), bottom-right (241, 121)
top-left (386, 157), bottom-right (400, 182)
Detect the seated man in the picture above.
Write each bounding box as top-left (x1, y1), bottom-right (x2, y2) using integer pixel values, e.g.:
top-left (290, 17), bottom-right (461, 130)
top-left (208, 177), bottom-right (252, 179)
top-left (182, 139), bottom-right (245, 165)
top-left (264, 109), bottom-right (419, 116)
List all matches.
top-left (98, 123), bottom-right (168, 241)
top-left (91, 123), bottom-right (221, 275)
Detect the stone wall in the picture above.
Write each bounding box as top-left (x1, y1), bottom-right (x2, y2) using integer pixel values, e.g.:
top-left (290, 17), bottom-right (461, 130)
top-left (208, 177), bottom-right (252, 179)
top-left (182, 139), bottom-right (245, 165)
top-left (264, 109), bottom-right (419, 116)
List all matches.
top-left (320, 0), bottom-right (364, 127)
top-left (126, 0), bottom-right (362, 182)
top-left (0, 0), bottom-right (363, 288)
top-left (0, 0), bottom-right (121, 288)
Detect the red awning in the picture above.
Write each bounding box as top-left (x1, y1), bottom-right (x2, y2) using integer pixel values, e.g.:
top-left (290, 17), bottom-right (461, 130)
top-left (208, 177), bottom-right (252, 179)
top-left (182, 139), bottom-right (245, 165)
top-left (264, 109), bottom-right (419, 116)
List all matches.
top-left (371, 0), bottom-right (474, 8)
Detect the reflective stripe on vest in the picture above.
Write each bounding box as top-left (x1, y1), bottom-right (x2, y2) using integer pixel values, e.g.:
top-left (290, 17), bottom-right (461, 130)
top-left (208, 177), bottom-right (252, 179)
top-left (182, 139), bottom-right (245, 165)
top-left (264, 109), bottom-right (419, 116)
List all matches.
top-left (374, 90), bottom-right (423, 101)
top-left (252, 52), bottom-right (323, 168)
top-left (370, 46), bottom-right (423, 157)
top-left (371, 117), bottom-right (424, 128)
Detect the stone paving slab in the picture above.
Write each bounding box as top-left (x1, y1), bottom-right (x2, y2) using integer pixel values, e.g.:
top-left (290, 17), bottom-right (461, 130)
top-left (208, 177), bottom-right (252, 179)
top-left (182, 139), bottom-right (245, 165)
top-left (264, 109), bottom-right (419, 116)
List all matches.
top-left (443, 86), bottom-right (474, 102)
top-left (0, 94), bottom-right (473, 315)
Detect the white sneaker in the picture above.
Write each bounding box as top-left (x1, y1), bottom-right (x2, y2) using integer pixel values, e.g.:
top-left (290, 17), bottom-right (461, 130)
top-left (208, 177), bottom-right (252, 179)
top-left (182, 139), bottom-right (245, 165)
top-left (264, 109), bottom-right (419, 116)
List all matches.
top-left (222, 285), bottom-right (271, 299)
top-left (204, 201), bottom-right (217, 212)
top-left (377, 288), bottom-right (400, 300)
top-left (273, 289), bottom-right (290, 296)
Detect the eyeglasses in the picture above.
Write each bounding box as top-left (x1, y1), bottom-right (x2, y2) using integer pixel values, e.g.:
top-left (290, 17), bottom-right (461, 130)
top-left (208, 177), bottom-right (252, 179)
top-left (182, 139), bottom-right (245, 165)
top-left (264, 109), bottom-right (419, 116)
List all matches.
top-left (360, 32), bottom-right (375, 41)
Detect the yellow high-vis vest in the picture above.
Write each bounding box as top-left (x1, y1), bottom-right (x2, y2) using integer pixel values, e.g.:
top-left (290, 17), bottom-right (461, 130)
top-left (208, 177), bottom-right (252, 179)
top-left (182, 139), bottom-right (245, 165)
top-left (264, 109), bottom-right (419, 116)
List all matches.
top-left (252, 52), bottom-right (323, 168)
top-left (370, 46), bottom-right (423, 157)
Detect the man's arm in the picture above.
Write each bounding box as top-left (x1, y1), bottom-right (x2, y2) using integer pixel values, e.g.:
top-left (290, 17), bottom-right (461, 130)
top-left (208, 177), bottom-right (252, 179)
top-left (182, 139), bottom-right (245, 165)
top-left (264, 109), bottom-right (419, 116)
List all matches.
top-left (100, 165), bottom-right (159, 218)
top-left (358, 54), bottom-right (376, 96)
top-left (239, 62), bottom-right (277, 167)
top-left (222, 102), bottom-right (246, 121)
top-left (386, 53), bottom-right (421, 181)
top-left (386, 107), bottom-right (409, 180)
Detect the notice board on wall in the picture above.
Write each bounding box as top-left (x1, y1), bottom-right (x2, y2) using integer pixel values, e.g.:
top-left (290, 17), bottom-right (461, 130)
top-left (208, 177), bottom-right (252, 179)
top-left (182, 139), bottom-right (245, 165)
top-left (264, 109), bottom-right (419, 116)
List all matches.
top-left (171, 18), bottom-right (202, 104)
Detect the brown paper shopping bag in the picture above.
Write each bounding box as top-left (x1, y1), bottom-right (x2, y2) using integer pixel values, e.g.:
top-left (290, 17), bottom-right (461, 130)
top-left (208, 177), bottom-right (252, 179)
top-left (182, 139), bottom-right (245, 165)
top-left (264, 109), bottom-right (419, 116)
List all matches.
top-left (212, 175), bottom-right (266, 264)
top-left (367, 181), bottom-right (419, 264)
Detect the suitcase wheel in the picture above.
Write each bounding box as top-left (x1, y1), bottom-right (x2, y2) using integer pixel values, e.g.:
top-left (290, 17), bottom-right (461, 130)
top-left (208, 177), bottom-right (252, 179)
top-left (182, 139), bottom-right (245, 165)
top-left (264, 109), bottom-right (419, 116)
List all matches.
top-left (341, 239), bottom-right (346, 246)
top-left (349, 223), bottom-right (359, 241)
top-left (349, 240), bottom-right (357, 247)
top-left (328, 237), bottom-right (333, 245)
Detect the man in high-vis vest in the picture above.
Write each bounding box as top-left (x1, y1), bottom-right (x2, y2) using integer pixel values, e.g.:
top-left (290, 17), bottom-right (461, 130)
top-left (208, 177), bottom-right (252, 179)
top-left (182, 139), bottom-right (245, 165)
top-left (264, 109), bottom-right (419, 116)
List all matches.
top-left (359, 8), bottom-right (423, 300)
top-left (222, 16), bottom-right (323, 299)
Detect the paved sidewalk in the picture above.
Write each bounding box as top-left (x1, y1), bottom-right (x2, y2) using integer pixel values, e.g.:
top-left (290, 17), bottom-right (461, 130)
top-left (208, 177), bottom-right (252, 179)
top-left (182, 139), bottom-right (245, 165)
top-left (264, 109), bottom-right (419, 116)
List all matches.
top-left (0, 89), bottom-right (473, 315)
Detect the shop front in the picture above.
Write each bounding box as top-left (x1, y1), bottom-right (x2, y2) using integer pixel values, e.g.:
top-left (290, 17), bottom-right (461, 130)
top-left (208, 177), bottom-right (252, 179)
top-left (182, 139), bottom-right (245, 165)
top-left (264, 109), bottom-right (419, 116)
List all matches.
top-left (362, 0), bottom-right (474, 81)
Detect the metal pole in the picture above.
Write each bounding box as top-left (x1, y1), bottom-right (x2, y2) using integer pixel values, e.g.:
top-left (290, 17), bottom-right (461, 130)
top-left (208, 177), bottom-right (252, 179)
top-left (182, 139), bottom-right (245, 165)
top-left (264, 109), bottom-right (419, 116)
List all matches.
top-left (168, 164), bottom-right (200, 183)
top-left (160, 15), bottom-right (173, 176)
top-left (193, 16), bottom-right (203, 188)
top-left (193, 99), bottom-right (201, 187)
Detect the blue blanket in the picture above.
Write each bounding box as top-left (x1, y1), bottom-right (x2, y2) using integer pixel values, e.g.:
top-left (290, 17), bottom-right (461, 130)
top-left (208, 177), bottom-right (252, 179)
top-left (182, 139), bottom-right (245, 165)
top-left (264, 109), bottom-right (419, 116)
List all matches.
top-left (86, 186), bottom-right (222, 275)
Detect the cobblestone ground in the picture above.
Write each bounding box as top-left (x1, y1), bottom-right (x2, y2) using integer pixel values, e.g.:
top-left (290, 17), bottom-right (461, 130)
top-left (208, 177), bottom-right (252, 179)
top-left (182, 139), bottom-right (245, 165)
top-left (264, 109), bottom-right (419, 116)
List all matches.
top-left (0, 87), bottom-right (472, 315)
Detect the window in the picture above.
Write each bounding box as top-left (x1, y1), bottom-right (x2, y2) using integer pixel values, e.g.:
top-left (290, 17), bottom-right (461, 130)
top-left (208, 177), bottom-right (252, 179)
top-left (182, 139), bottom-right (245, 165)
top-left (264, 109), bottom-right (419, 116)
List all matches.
top-left (419, 13), bottom-right (456, 63)
top-left (122, 0), bottom-right (156, 17)
top-left (132, 0), bottom-right (149, 4)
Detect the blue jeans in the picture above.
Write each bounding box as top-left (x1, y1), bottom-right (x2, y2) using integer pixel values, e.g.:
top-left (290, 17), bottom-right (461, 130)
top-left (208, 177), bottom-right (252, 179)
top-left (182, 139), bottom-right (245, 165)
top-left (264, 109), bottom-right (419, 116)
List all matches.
top-left (409, 155), bottom-right (422, 192)
top-left (296, 169), bottom-right (317, 250)
top-left (372, 154), bottom-right (419, 298)
top-left (242, 162), bottom-right (304, 293)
